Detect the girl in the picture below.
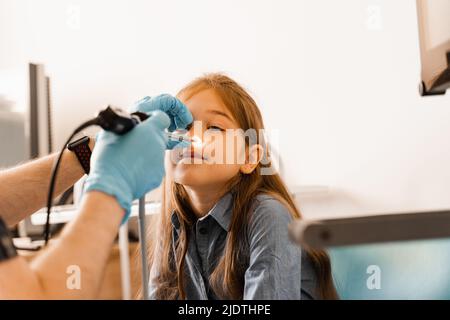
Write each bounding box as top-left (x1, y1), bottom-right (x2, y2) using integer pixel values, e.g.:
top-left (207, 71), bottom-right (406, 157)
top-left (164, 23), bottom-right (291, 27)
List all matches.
top-left (147, 73), bottom-right (338, 300)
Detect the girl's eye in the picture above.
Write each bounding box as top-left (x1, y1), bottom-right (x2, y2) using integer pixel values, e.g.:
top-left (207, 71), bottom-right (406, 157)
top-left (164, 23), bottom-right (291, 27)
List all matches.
top-left (207, 125), bottom-right (224, 131)
top-left (185, 122), bottom-right (193, 131)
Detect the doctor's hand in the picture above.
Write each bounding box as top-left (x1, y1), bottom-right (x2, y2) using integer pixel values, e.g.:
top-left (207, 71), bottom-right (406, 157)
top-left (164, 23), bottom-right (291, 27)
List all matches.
top-left (131, 94), bottom-right (193, 149)
top-left (83, 110), bottom-right (170, 222)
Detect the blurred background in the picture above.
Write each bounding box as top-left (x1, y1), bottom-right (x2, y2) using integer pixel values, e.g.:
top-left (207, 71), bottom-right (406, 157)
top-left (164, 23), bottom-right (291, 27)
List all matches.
top-left (1, 0), bottom-right (450, 219)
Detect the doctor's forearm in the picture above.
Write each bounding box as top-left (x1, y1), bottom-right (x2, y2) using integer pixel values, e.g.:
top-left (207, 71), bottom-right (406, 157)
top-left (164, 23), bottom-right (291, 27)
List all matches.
top-left (0, 192), bottom-right (123, 299)
top-left (29, 191), bottom-right (124, 299)
top-left (0, 150), bottom-right (85, 226)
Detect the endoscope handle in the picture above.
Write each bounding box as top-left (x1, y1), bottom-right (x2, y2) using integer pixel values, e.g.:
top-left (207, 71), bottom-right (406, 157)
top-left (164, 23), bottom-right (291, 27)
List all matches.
top-left (96, 106), bottom-right (149, 135)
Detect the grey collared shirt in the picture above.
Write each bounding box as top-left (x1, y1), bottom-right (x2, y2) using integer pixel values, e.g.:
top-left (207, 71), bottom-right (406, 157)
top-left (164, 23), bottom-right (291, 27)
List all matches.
top-left (149, 193), bottom-right (318, 300)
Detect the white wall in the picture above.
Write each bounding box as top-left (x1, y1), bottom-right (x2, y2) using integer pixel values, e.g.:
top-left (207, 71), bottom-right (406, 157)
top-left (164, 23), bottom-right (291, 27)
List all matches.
top-left (1, 0), bottom-right (450, 219)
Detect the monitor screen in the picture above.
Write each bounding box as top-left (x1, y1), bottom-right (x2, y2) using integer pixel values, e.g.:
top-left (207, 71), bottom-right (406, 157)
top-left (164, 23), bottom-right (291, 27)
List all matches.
top-left (329, 237), bottom-right (450, 299)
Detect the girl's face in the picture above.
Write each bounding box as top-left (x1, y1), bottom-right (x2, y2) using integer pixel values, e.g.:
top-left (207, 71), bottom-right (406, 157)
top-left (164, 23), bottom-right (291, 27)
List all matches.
top-left (165, 89), bottom-right (246, 190)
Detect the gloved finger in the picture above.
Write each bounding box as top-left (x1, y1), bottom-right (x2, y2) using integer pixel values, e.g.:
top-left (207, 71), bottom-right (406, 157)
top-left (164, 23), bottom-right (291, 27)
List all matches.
top-left (132, 94), bottom-right (193, 132)
top-left (143, 110), bottom-right (171, 131)
top-left (157, 94), bottom-right (193, 131)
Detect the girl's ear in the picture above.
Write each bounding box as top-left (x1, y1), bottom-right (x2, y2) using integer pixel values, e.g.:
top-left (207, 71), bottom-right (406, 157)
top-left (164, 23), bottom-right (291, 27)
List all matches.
top-left (240, 144), bottom-right (263, 174)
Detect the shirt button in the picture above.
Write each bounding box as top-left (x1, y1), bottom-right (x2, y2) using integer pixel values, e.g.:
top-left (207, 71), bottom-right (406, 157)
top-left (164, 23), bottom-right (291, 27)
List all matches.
top-left (199, 227), bottom-right (208, 235)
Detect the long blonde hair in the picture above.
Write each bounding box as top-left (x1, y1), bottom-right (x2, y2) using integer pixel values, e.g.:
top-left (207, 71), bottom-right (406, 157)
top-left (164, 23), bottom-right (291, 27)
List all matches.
top-left (147, 73), bottom-right (338, 299)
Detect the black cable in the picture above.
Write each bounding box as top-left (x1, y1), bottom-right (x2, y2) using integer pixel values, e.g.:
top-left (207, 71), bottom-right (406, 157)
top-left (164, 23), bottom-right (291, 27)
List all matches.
top-left (57, 187), bottom-right (74, 206)
top-left (43, 106), bottom-right (148, 244)
top-left (44, 118), bottom-right (99, 245)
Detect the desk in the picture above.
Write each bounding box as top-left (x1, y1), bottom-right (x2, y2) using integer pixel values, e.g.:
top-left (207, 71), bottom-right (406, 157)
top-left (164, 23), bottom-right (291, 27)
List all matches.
top-left (30, 202), bottom-right (161, 225)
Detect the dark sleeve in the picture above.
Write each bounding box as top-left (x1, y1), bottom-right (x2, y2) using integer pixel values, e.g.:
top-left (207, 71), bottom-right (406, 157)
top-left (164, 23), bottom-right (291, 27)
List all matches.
top-left (243, 197), bottom-right (303, 300)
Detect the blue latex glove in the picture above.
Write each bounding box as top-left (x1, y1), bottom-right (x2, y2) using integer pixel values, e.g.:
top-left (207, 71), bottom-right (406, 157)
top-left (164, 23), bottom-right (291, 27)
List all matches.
top-left (84, 110), bottom-right (170, 221)
top-left (131, 94), bottom-right (193, 149)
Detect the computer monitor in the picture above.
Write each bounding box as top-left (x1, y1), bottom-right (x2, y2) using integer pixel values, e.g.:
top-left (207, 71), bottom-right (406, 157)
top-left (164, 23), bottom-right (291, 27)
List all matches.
top-left (416, 0), bottom-right (450, 95)
top-left (286, 1), bottom-right (450, 299)
top-left (329, 237), bottom-right (450, 299)
top-left (29, 63), bottom-right (52, 158)
top-left (289, 212), bottom-right (450, 299)
top-left (20, 63), bottom-right (53, 237)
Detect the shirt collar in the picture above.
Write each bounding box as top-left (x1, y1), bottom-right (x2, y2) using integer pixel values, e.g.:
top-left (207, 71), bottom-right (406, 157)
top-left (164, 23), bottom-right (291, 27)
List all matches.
top-left (171, 192), bottom-right (234, 232)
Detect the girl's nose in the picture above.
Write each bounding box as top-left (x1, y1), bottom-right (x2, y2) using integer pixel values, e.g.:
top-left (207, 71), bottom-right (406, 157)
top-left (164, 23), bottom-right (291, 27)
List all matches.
top-left (187, 120), bottom-right (203, 148)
